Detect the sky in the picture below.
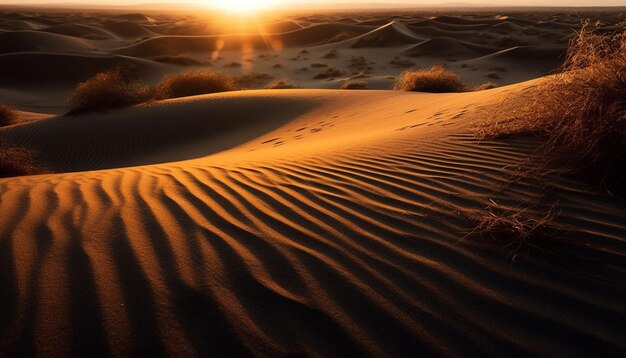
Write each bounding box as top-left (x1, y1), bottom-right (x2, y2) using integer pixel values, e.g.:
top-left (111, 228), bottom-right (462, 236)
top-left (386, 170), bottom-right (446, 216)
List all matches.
top-left (0, 0), bottom-right (624, 7)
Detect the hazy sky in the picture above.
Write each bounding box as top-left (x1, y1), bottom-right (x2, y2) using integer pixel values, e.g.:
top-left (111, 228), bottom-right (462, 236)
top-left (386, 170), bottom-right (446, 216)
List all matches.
top-left (1, 0), bottom-right (625, 7)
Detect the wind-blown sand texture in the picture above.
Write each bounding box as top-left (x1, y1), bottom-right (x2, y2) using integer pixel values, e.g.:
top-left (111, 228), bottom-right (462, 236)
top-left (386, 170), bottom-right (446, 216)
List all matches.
top-left (0, 7), bottom-right (626, 357)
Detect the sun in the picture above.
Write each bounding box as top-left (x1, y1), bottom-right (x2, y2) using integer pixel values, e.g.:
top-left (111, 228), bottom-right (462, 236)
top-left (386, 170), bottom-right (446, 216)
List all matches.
top-left (206, 0), bottom-right (276, 13)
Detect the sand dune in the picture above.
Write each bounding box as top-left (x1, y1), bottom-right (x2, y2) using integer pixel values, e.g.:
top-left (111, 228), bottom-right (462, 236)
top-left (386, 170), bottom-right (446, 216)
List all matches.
top-left (0, 92), bottom-right (319, 171)
top-left (403, 37), bottom-right (497, 59)
top-left (277, 22), bottom-right (373, 46)
top-left (409, 19), bottom-right (492, 31)
top-left (103, 20), bottom-right (157, 39)
top-left (349, 21), bottom-right (423, 48)
top-left (0, 30), bottom-right (97, 54)
top-left (0, 52), bottom-right (166, 86)
top-left (41, 23), bottom-right (116, 40)
top-left (261, 20), bottom-right (304, 34)
top-left (0, 19), bottom-right (42, 30)
top-left (1, 86), bottom-right (626, 356)
top-left (116, 23), bottom-right (375, 57)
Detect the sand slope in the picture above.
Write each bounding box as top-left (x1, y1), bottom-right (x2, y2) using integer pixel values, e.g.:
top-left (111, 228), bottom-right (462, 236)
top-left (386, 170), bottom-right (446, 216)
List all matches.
top-left (1, 86), bottom-right (625, 356)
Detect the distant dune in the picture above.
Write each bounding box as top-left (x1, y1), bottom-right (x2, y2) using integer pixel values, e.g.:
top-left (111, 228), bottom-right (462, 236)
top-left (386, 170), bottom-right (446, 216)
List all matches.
top-left (0, 7), bottom-right (611, 112)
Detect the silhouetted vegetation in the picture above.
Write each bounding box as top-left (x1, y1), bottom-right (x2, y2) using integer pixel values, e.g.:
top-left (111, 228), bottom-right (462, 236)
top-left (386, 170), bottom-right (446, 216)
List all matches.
top-left (394, 65), bottom-right (468, 92)
top-left (0, 146), bottom-right (49, 178)
top-left (483, 22), bottom-right (626, 194)
top-left (156, 70), bottom-right (236, 99)
top-left (341, 80), bottom-right (368, 90)
top-left (0, 104), bottom-right (16, 127)
top-left (67, 67), bottom-right (238, 113)
top-left (67, 65), bottom-right (153, 114)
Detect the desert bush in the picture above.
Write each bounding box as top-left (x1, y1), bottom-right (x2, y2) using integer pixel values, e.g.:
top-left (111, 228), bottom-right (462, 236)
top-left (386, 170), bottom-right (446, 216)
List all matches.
top-left (67, 65), bottom-right (153, 114)
top-left (0, 105), bottom-right (16, 127)
top-left (265, 80), bottom-right (295, 89)
top-left (482, 21), bottom-right (626, 194)
top-left (68, 67), bottom-right (239, 113)
top-left (323, 50), bottom-right (339, 59)
top-left (473, 82), bottom-right (498, 91)
top-left (341, 80), bottom-right (368, 90)
top-left (234, 72), bottom-right (273, 88)
top-left (313, 67), bottom-right (343, 79)
top-left (0, 146), bottom-right (49, 178)
top-left (463, 202), bottom-right (566, 261)
top-left (394, 65), bottom-right (468, 92)
top-left (156, 70), bottom-right (237, 99)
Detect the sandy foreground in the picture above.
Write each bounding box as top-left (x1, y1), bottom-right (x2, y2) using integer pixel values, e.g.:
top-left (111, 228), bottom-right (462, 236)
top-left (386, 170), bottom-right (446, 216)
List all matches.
top-left (0, 7), bottom-right (625, 357)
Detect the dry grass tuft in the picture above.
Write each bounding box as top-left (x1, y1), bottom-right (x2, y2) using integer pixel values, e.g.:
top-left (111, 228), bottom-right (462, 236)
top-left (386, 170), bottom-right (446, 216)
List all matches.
top-left (234, 72), bottom-right (273, 88)
top-left (482, 21), bottom-right (626, 194)
top-left (156, 70), bottom-right (237, 99)
top-left (0, 146), bottom-right (49, 178)
top-left (474, 82), bottom-right (498, 91)
top-left (313, 67), bottom-right (343, 79)
top-left (265, 80), bottom-right (296, 89)
top-left (394, 65), bottom-right (468, 93)
top-left (67, 65), bottom-right (153, 114)
top-left (68, 67), bottom-right (239, 113)
top-left (323, 50), bottom-right (339, 59)
top-left (0, 104), bottom-right (16, 127)
top-left (463, 202), bottom-right (564, 261)
top-left (341, 80), bottom-right (368, 90)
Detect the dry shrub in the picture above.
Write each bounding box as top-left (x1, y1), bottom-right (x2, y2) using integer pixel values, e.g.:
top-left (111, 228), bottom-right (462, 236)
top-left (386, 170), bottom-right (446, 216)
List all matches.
top-left (68, 67), bottom-right (239, 113)
top-left (349, 55), bottom-right (371, 71)
top-left (265, 81), bottom-right (295, 89)
top-left (323, 49), bottom-right (339, 59)
top-left (483, 21), bottom-right (626, 194)
top-left (234, 72), bottom-right (273, 88)
top-left (463, 203), bottom-right (564, 262)
top-left (394, 65), bottom-right (468, 93)
top-left (0, 147), bottom-right (49, 178)
top-left (67, 65), bottom-right (153, 114)
top-left (341, 80), bottom-right (368, 90)
top-left (474, 82), bottom-right (498, 91)
top-left (0, 105), bottom-right (16, 127)
top-left (155, 70), bottom-right (237, 99)
top-left (313, 67), bottom-right (343, 79)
